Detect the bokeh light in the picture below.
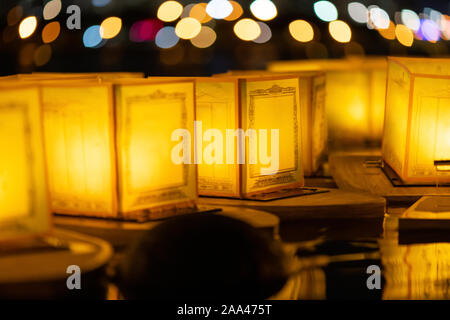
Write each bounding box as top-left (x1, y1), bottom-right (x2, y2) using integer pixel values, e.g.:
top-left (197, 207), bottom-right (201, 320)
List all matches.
top-left (42, 21), bottom-right (60, 44)
top-left (130, 19), bottom-right (163, 42)
top-left (329, 20), bottom-right (352, 43)
top-left (250, 0), bottom-right (278, 22)
top-left (43, 0), bottom-right (62, 20)
top-left (157, 1), bottom-right (183, 22)
top-left (19, 43), bottom-right (37, 67)
top-left (92, 0), bottom-right (111, 7)
top-left (253, 22), bottom-right (272, 43)
top-left (190, 3), bottom-right (212, 23)
top-left (378, 21), bottom-right (396, 40)
top-left (395, 24), bottom-right (414, 47)
top-left (191, 26), bottom-right (217, 48)
top-left (19, 16), bottom-right (37, 39)
top-left (234, 18), bottom-right (261, 41)
top-left (313, 1), bottom-right (338, 22)
top-left (348, 2), bottom-right (368, 24)
top-left (289, 20), bottom-right (314, 43)
top-left (7, 6), bottom-right (23, 26)
top-left (175, 17), bottom-right (202, 40)
top-left (421, 19), bottom-right (441, 42)
top-left (401, 9), bottom-right (420, 31)
top-left (224, 1), bottom-right (243, 21)
top-left (369, 7), bottom-right (390, 29)
top-left (206, 0), bottom-right (233, 20)
top-left (34, 44), bottom-right (52, 67)
top-left (83, 25), bottom-right (103, 48)
top-left (155, 26), bottom-right (180, 49)
top-left (100, 17), bottom-right (122, 39)
top-left (344, 41), bottom-right (365, 56)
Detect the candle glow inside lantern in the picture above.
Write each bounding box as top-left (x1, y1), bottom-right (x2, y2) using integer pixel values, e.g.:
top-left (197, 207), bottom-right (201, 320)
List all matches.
top-left (40, 79), bottom-right (197, 220)
top-left (194, 75), bottom-right (315, 199)
top-left (382, 57), bottom-right (450, 185)
top-left (0, 86), bottom-right (50, 241)
top-left (268, 58), bottom-right (387, 148)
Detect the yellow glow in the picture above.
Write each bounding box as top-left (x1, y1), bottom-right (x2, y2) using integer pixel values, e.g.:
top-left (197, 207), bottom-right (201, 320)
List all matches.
top-left (157, 1), bottom-right (183, 22)
top-left (268, 58), bottom-right (388, 146)
top-left (0, 87), bottom-right (49, 240)
top-left (234, 18), bottom-right (261, 41)
top-left (378, 21), bottom-right (396, 40)
top-left (224, 1), bottom-right (243, 21)
top-left (196, 80), bottom-right (239, 197)
top-left (395, 24), bottom-right (414, 47)
top-left (42, 21), bottom-right (60, 44)
top-left (329, 20), bottom-right (352, 43)
top-left (115, 82), bottom-right (197, 213)
top-left (289, 20), bottom-right (314, 42)
top-left (190, 3), bottom-right (212, 23)
top-left (383, 57), bottom-right (450, 183)
top-left (382, 240), bottom-right (450, 300)
top-left (100, 17), bottom-right (122, 39)
top-left (191, 26), bottom-right (217, 48)
top-left (41, 80), bottom-right (197, 219)
top-left (175, 17), bottom-right (202, 40)
top-left (195, 76), bottom-right (304, 197)
top-left (19, 16), bottom-right (37, 39)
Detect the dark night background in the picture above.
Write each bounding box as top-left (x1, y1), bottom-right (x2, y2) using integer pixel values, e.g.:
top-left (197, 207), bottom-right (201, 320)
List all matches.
top-left (0, 0), bottom-right (449, 76)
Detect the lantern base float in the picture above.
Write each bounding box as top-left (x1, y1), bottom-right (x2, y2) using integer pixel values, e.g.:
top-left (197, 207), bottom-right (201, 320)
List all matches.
top-left (399, 196), bottom-right (450, 233)
top-left (0, 228), bottom-right (113, 299)
top-left (240, 187), bottom-right (329, 202)
top-left (198, 189), bottom-right (386, 222)
top-left (329, 153), bottom-right (450, 205)
top-left (54, 206), bottom-right (280, 249)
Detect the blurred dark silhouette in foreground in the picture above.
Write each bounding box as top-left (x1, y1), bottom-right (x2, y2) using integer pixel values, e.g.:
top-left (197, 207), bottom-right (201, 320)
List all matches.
top-left (116, 214), bottom-right (288, 300)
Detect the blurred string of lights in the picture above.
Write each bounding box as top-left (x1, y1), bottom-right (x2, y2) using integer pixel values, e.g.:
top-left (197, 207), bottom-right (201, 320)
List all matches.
top-left (6, 0), bottom-right (450, 67)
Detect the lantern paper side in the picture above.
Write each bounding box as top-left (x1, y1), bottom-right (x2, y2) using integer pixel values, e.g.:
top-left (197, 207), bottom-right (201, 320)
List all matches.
top-left (195, 79), bottom-right (241, 198)
top-left (115, 81), bottom-right (197, 217)
top-left (240, 77), bottom-right (304, 196)
top-left (406, 75), bottom-right (450, 183)
top-left (41, 84), bottom-right (118, 218)
top-left (382, 59), bottom-right (411, 179)
top-left (310, 74), bottom-right (327, 174)
top-left (0, 87), bottom-right (50, 241)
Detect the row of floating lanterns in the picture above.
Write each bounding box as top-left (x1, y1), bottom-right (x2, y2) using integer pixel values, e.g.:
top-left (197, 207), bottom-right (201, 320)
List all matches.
top-left (8, 0), bottom-right (450, 67)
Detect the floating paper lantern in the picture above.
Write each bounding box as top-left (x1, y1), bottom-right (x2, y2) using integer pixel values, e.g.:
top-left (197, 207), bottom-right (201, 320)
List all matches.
top-left (195, 75), bottom-right (305, 198)
top-left (0, 86), bottom-right (50, 241)
top-left (268, 58), bottom-right (387, 149)
top-left (216, 70), bottom-right (327, 177)
top-left (382, 57), bottom-right (450, 184)
top-left (39, 79), bottom-right (197, 220)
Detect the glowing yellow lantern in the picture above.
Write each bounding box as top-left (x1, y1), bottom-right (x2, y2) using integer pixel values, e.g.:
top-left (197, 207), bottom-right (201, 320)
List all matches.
top-left (268, 57), bottom-right (387, 148)
top-left (40, 79), bottom-right (197, 220)
top-left (195, 75), bottom-right (305, 199)
top-left (214, 70), bottom-right (327, 177)
top-left (0, 86), bottom-right (50, 241)
top-left (382, 57), bottom-right (450, 185)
